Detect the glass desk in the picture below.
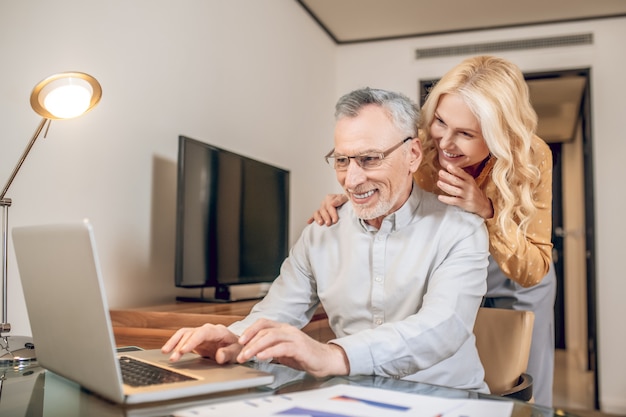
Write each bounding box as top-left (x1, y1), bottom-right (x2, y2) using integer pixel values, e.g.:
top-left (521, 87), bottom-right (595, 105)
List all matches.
top-left (1, 361), bottom-right (579, 417)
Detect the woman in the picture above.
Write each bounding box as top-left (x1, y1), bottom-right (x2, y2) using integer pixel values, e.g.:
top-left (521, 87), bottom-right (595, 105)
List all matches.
top-left (310, 55), bottom-right (556, 406)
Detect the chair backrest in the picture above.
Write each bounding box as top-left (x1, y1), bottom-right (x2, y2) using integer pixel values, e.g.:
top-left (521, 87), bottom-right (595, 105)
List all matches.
top-left (473, 307), bottom-right (535, 395)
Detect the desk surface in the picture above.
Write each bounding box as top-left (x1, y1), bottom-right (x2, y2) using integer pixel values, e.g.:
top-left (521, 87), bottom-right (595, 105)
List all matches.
top-left (2, 361), bottom-right (577, 417)
top-left (110, 300), bottom-right (334, 349)
top-left (124, 300), bottom-right (263, 315)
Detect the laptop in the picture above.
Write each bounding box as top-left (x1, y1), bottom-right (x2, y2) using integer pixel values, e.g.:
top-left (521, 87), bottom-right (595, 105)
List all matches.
top-left (12, 220), bottom-right (274, 405)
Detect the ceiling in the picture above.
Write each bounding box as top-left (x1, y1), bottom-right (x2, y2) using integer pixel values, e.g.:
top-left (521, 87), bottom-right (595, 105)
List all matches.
top-left (296, 0), bottom-right (626, 44)
top-left (295, 0), bottom-right (625, 142)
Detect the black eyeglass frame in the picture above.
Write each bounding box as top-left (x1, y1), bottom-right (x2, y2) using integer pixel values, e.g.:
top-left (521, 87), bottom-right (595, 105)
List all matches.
top-left (324, 137), bottom-right (413, 170)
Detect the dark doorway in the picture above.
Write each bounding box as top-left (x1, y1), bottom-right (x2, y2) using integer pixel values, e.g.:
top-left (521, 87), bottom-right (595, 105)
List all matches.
top-left (548, 142), bottom-right (565, 349)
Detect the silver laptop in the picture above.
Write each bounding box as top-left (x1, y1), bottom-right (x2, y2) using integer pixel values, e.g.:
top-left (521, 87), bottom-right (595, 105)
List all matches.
top-left (12, 220), bottom-right (274, 405)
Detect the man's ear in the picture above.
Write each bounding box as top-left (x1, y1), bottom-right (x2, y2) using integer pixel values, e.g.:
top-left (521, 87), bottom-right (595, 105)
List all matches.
top-left (408, 137), bottom-right (423, 173)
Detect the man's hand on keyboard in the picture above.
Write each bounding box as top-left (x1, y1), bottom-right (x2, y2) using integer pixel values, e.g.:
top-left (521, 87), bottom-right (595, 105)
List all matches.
top-left (236, 318), bottom-right (350, 378)
top-left (162, 323), bottom-right (242, 364)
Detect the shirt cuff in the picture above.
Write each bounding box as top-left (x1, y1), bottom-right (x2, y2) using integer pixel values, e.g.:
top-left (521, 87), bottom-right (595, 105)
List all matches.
top-left (329, 336), bottom-right (373, 376)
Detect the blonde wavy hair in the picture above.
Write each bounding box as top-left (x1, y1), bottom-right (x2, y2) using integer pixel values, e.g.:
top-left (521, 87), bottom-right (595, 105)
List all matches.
top-left (418, 55), bottom-right (541, 243)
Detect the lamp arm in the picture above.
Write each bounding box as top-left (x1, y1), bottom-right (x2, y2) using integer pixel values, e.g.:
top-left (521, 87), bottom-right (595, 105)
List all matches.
top-left (0, 118), bottom-right (50, 201)
top-left (1, 117), bottom-right (50, 331)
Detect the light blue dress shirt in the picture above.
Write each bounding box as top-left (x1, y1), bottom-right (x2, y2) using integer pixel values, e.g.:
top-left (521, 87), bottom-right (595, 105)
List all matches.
top-left (229, 185), bottom-right (490, 392)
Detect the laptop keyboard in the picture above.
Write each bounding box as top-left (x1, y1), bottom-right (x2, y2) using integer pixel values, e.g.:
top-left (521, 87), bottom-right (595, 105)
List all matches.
top-left (119, 356), bottom-right (197, 387)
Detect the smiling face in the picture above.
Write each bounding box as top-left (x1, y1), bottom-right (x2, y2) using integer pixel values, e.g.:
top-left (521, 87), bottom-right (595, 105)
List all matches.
top-left (430, 93), bottom-right (490, 178)
top-left (333, 104), bottom-right (421, 228)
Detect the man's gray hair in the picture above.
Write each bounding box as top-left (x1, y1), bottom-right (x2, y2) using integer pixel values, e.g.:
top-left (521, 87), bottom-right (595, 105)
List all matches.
top-left (335, 87), bottom-right (419, 137)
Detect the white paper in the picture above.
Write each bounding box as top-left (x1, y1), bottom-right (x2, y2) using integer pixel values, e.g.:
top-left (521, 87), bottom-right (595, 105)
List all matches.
top-left (173, 384), bottom-right (514, 417)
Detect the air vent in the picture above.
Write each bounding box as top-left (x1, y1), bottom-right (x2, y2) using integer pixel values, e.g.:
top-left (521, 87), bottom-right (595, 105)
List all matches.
top-left (415, 33), bottom-right (593, 59)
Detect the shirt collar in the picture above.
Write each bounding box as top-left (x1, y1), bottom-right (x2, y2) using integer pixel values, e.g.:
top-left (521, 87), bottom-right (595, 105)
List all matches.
top-left (358, 183), bottom-right (421, 233)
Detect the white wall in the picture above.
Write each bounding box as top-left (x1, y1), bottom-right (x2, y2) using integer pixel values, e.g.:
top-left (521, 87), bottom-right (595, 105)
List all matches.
top-left (335, 18), bottom-right (626, 413)
top-left (0, 0), bottom-right (337, 335)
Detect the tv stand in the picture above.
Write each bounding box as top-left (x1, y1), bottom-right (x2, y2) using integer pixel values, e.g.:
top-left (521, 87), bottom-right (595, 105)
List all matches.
top-left (175, 295), bottom-right (264, 303)
top-left (214, 283), bottom-right (231, 300)
top-left (175, 283), bottom-right (269, 303)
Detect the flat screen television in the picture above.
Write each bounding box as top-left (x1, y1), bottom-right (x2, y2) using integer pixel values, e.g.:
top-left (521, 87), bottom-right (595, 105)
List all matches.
top-left (174, 136), bottom-right (289, 302)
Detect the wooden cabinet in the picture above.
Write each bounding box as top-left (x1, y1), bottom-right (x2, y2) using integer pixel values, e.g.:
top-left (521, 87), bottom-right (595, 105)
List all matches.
top-left (110, 300), bottom-right (334, 349)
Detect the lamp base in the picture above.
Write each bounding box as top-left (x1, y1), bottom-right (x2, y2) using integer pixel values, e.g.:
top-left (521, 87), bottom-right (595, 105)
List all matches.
top-left (0, 335), bottom-right (37, 367)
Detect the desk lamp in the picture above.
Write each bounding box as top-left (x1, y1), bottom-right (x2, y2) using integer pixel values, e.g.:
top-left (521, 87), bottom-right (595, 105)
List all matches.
top-left (0, 72), bottom-right (102, 366)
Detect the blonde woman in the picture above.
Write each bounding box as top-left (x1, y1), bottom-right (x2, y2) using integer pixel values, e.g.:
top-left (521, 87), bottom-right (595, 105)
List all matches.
top-left (310, 56), bottom-right (556, 406)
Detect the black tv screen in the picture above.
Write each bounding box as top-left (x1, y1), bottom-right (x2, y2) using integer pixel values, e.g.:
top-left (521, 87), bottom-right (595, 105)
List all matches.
top-left (174, 136), bottom-right (289, 301)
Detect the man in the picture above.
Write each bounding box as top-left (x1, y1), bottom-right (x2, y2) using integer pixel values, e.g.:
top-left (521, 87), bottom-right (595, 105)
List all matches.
top-left (162, 87), bottom-right (490, 392)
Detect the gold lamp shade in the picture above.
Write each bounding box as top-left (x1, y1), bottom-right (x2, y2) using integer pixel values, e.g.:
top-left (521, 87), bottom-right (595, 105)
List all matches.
top-left (30, 72), bottom-right (102, 120)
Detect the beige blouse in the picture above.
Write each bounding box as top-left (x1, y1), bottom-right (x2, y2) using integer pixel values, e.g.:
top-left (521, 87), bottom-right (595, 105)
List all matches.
top-left (415, 135), bottom-right (553, 287)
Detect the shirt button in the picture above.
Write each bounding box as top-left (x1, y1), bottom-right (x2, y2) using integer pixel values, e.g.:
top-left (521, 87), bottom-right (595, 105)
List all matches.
top-left (375, 276), bottom-right (383, 282)
top-left (375, 319), bottom-right (383, 325)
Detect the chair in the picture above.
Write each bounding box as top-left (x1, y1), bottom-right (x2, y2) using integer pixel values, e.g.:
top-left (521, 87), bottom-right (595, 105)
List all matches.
top-left (473, 307), bottom-right (535, 401)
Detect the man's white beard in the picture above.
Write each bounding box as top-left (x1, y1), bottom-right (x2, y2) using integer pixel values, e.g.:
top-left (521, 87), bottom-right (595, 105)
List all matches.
top-left (353, 197), bottom-right (394, 220)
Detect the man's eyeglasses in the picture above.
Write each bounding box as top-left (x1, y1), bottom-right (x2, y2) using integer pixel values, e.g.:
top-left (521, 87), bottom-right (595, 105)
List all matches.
top-left (324, 137), bottom-right (413, 171)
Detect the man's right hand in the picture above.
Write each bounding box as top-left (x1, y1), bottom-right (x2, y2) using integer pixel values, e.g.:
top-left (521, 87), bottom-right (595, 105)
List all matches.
top-left (307, 193), bottom-right (348, 226)
top-left (161, 323), bottom-right (242, 364)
